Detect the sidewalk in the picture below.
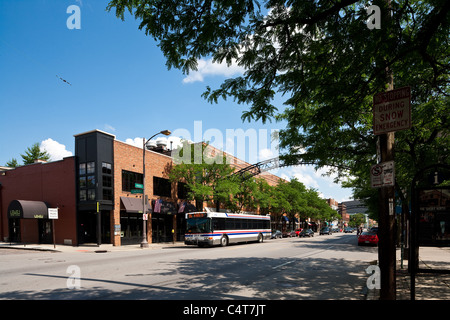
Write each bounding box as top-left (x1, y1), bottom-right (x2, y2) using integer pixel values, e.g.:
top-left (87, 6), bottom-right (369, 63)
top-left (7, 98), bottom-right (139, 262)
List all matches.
top-left (365, 246), bottom-right (450, 300)
top-left (0, 241), bottom-right (185, 253)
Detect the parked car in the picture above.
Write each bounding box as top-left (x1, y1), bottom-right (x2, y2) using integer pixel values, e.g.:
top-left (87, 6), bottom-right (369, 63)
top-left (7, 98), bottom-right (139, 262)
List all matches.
top-left (358, 231), bottom-right (379, 246)
top-left (320, 227), bottom-right (332, 235)
top-left (299, 229), bottom-right (314, 237)
top-left (369, 227), bottom-right (378, 234)
top-left (283, 230), bottom-right (297, 238)
top-left (344, 227), bottom-right (354, 233)
top-left (271, 230), bottom-right (282, 239)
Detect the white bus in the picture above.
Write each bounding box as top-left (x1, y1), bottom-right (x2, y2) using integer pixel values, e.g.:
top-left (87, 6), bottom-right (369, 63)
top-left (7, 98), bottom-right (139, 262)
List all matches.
top-left (185, 212), bottom-right (271, 247)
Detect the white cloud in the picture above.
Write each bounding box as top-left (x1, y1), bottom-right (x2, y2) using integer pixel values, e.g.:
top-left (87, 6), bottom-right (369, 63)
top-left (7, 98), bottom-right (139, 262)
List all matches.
top-left (104, 124), bottom-right (116, 132)
top-left (125, 137), bottom-right (144, 148)
top-left (259, 148), bottom-right (275, 161)
top-left (182, 58), bottom-right (245, 83)
top-left (40, 139), bottom-right (73, 161)
top-left (278, 166), bottom-right (320, 189)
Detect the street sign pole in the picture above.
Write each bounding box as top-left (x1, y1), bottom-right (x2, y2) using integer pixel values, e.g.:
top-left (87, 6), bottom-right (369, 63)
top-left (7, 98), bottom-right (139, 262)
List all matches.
top-left (378, 132), bottom-right (396, 300)
top-left (48, 208), bottom-right (59, 249)
top-left (372, 80), bottom-right (409, 300)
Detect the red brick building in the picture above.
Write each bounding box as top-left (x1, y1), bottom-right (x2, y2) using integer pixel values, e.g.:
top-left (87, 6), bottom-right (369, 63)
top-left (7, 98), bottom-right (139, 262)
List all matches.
top-left (1, 129), bottom-right (283, 246)
top-left (0, 157), bottom-right (77, 245)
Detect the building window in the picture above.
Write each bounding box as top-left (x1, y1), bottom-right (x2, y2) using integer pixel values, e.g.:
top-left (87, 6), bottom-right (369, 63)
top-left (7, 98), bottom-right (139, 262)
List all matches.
top-left (103, 189), bottom-right (113, 201)
top-left (80, 190), bottom-right (87, 201)
top-left (79, 176), bottom-right (86, 188)
top-left (101, 162), bottom-right (113, 202)
top-left (79, 163), bottom-right (86, 175)
top-left (122, 170), bottom-right (143, 192)
top-left (87, 162), bottom-right (95, 174)
top-left (102, 162), bottom-right (112, 174)
top-left (153, 177), bottom-right (171, 198)
top-left (88, 189), bottom-right (96, 201)
top-left (177, 182), bottom-right (189, 199)
top-left (103, 175), bottom-right (112, 188)
top-left (87, 175), bottom-right (96, 188)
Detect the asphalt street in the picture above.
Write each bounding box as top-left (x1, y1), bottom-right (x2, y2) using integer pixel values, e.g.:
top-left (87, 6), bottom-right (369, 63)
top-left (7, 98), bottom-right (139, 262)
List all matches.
top-left (0, 233), bottom-right (377, 300)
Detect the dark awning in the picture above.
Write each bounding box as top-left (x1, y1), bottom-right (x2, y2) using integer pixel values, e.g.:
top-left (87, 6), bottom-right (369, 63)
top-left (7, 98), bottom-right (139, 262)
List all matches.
top-left (8, 200), bottom-right (49, 219)
top-left (120, 196), bottom-right (148, 214)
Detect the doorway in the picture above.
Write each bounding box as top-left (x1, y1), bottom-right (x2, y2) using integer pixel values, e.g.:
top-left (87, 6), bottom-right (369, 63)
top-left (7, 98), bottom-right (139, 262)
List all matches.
top-left (152, 213), bottom-right (173, 243)
top-left (38, 219), bottom-right (53, 244)
top-left (8, 218), bottom-right (20, 242)
top-left (78, 211), bottom-right (97, 244)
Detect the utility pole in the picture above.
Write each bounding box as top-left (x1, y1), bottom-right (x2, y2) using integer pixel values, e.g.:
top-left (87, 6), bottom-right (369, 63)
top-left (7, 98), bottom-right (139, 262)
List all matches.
top-left (378, 131), bottom-right (396, 300)
top-left (377, 0), bottom-right (397, 300)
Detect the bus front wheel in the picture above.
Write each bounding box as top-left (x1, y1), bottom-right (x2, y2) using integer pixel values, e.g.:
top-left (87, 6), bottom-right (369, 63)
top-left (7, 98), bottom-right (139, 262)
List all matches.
top-left (258, 233), bottom-right (264, 243)
top-left (220, 235), bottom-right (229, 247)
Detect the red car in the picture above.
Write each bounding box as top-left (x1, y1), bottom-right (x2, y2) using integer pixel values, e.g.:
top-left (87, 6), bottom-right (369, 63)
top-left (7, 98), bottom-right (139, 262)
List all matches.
top-left (358, 231), bottom-right (379, 246)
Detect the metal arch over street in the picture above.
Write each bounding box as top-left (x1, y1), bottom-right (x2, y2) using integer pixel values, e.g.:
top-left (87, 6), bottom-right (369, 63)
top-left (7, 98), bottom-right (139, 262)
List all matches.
top-left (230, 156), bottom-right (351, 181)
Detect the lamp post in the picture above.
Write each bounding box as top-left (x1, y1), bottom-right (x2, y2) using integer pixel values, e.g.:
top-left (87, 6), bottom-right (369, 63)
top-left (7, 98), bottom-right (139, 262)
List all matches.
top-left (140, 130), bottom-right (171, 248)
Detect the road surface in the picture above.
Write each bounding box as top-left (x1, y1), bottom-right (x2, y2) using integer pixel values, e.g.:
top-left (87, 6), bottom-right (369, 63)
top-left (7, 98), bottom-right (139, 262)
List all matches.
top-left (0, 233), bottom-right (377, 300)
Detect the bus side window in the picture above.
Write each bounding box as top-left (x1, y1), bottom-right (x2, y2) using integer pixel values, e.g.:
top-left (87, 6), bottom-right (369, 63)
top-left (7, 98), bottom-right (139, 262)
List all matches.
top-left (212, 218), bottom-right (225, 231)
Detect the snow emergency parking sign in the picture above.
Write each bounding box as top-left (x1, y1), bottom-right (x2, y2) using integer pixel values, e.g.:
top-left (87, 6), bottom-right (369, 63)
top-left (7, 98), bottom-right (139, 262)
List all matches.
top-left (373, 86), bottom-right (411, 135)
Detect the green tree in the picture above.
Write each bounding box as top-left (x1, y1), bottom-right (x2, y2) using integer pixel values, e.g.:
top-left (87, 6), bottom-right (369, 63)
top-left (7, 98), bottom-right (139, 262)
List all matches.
top-left (226, 174), bottom-right (259, 213)
top-left (169, 141), bottom-right (238, 209)
top-left (21, 143), bottom-right (51, 165)
top-left (108, 0), bottom-right (449, 222)
top-left (4, 143), bottom-right (50, 167)
top-left (349, 213), bottom-right (366, 228)
top-left (5, 158), bottom-right (19, 168)
top-left (253, 178), bottom-right (274, 215)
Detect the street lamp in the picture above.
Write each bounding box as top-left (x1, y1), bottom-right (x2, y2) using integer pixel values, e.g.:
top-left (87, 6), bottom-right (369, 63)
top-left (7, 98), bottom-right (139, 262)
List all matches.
top-left (140, 129), bottom-right (171, 248)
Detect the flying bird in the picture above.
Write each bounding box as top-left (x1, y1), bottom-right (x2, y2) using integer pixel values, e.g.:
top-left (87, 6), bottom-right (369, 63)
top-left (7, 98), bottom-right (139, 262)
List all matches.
top-left (56, 75), bottom-right (72, 86)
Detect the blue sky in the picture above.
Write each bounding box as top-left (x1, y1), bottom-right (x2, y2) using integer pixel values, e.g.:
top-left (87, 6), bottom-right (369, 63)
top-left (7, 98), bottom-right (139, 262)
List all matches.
top-left (0, 0), bottom-right (353, 202)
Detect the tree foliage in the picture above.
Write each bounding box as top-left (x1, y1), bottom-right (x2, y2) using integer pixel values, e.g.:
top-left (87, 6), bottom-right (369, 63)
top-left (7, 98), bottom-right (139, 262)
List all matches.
top-left (169, 141), bottom-right (336, 222)
top-left (5, 143), bottom-right (51, 167)
top-left (108, 0), bottom-right (449, 216)
top-left (168, 141), bottom-right (236, 208)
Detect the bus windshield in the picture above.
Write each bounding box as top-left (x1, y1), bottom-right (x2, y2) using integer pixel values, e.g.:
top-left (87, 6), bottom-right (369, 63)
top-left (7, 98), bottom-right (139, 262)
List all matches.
top-left (186, 218), bottom-right (211, 234)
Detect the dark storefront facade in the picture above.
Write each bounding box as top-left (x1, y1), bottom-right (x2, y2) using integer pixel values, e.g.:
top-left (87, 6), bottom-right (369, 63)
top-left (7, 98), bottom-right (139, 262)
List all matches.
top-left (74, 130), bottom-right (115, 245)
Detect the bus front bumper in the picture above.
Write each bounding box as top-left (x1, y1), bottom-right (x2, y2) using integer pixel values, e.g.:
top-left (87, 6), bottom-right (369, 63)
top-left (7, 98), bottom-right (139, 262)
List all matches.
top-left (185, 235), bottom-right (215, 246)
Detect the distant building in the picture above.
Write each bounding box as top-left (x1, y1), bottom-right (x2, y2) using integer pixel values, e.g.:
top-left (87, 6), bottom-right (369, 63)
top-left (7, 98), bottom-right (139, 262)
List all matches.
top-left (341, 200), bottom-right (373, 228)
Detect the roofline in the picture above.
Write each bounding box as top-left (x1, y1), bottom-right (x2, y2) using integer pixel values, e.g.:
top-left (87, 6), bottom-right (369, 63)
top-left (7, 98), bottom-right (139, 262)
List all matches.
top-left (73, 129), bottom-right (116, 139)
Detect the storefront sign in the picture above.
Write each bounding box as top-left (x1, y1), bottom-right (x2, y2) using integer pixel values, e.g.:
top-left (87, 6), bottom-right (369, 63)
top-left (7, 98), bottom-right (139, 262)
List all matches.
top-left (417, 188), bottom-right (450, 246)
top-left (9, 209), bottom-right (21, 218)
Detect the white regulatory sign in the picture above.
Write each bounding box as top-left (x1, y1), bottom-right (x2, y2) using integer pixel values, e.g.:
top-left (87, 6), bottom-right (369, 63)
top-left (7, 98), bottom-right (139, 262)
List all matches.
top-left (371, 161), bottom-right (395, 188)
top-left (48, 208), bottom-right (59, 219)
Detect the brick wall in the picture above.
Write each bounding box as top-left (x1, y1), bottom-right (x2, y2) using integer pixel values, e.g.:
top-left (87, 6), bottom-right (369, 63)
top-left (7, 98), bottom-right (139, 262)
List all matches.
top-left (112, 140), bottom-right (175, 245)
top-left (0, 157), bottom-right (77, 244)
